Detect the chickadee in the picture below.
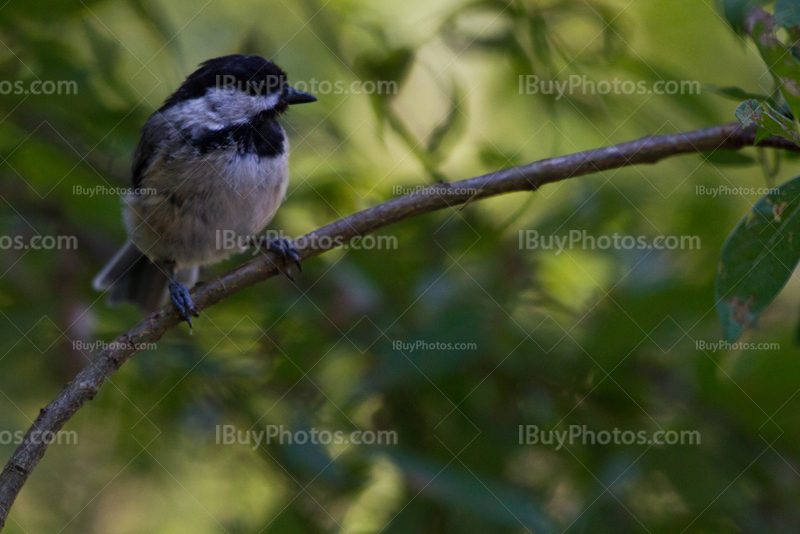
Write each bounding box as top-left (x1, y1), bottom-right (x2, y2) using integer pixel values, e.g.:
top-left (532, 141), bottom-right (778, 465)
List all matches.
top-left (93, 54), bottom-right (316, 327)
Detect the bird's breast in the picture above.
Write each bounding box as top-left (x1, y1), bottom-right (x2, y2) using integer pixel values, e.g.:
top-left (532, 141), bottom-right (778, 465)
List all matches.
top-left (126, 131), bottom-right (290, 267)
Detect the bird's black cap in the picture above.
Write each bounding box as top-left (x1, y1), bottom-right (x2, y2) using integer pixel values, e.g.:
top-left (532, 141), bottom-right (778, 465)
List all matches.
top-left (159, 54), bottom-right (291, 111)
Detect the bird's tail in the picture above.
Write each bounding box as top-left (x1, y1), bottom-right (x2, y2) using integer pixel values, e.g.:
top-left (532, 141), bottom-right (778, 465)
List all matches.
top-left (92, 241), bottom-right (199, 314)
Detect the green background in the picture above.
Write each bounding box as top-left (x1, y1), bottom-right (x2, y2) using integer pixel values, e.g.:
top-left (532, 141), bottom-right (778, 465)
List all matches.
top-left (1, 0), bottom-right (799, 532)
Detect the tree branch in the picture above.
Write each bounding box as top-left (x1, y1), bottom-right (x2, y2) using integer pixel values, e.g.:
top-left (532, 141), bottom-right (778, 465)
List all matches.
top-left (0, 122), bottom-right (795, 529)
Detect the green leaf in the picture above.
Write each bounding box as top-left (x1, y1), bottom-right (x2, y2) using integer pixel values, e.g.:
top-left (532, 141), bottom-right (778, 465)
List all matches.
top-left (426, 83), bottom-right (467, 161)
top-left (706, 84), bottom-right (774, 104)
top-left (126, 0), bottom-right (183, 64)
top-left (718, 0), bottom-right (770, 31)
top-left (716, 174), bottom-right (800, 340)
top-left (749, 14), bottom-right (800, 122)
top-left (2, 0), bottom-right (104, 20)
top-left (776, 0), bottom-right (800, 27)
top-left (735, 99), bottom-right (800, 146)
top-left (355, 48), bottom-right (414, 89)
top-left (700, 150), bottom-right (757, 166)
top-left (355, 47), bottom-right (414, 127)
top-left (388, 453), bottom-right (557, 533)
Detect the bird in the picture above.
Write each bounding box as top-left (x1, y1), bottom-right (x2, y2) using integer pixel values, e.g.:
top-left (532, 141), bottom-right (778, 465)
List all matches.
top-left (92, 54), bottom-right (317, 328)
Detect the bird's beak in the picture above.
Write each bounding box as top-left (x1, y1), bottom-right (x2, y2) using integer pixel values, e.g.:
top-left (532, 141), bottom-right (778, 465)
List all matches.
top-left (281, 85), bottom-right (317, 105)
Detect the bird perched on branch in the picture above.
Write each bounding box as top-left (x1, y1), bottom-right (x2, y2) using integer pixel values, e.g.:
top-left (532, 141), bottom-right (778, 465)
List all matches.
top-left (93, 54), bottom-right (316, 328)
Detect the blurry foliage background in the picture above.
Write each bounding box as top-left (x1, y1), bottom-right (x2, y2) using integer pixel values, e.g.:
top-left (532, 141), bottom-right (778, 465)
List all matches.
top-left (2, 0), bottom-right (800, 532)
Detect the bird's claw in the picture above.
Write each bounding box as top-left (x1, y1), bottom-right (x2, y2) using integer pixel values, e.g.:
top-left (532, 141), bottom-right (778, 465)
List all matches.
top-left (169, 281), bottom-right (200, 328)
top-left (256, 237), bottom-right (302, 279)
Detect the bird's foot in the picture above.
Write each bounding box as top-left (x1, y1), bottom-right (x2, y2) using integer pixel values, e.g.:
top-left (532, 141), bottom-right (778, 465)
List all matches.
top-left (254, 237), bottom-right (302, 280)
top-left (169, 281), bottom-right (200, 328)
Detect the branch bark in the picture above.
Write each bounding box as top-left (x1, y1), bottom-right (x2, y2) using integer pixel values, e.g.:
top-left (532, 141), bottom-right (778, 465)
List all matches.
top-left (0, 122), bottom-right (795, 529)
